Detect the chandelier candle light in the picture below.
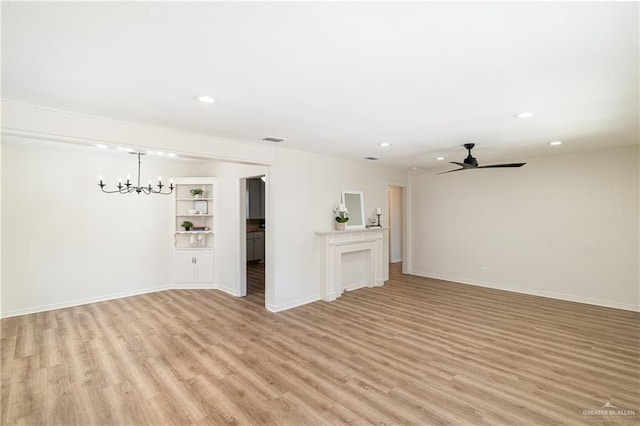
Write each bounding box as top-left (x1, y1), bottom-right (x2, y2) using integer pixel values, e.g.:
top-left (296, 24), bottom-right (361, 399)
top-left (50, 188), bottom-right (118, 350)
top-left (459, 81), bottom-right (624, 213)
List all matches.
top-left (98, 152), bottom-right (174, 195)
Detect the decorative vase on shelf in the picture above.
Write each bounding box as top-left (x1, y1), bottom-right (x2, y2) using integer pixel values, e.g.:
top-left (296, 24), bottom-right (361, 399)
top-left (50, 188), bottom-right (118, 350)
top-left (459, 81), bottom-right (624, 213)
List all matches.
top-left (191, 188), bottom-right (204, 199)
top-left (333, 203), bottom-right (349, 231)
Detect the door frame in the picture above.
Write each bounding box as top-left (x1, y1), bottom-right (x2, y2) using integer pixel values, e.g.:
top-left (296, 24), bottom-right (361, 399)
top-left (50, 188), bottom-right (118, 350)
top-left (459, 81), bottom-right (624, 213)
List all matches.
top-left (386, 181), bottom-right (410, 274)
top-left (239, 177), bottom-right (248, 297)
top-left (239, 173), bottom-right (268, 303)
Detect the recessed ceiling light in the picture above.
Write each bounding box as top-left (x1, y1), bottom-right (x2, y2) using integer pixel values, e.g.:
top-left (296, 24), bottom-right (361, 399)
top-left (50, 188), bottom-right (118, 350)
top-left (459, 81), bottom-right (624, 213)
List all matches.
top-left (436, 157), bottom-right (445, 161)
top-left (156, 151), bottom-right (165, 156)
top-left (365, 157), bottom-right (379, 161)
top-left (167, 153), bottom-right (177, 157)
top-left (378, 142), bottom-right (391, 147)
top-left (514, 112), bottom-right (534, 119)
top-left (95, 144), bottom-right (108, 149)
top-left (410, 166), bottom-right (418, 170)
top-left (549, 141), bottom-right (563, 146)
top-left (117, 147), bottom-right (134, 152)
top-left (147, 151), bottom-right (155, 155)
top-left (195, 95), bottom-right (216, 104)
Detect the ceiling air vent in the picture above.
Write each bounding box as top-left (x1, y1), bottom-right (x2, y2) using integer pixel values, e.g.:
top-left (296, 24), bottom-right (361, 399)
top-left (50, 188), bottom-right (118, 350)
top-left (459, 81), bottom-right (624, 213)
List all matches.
top-left (262, 136), bottom-right (285, 143)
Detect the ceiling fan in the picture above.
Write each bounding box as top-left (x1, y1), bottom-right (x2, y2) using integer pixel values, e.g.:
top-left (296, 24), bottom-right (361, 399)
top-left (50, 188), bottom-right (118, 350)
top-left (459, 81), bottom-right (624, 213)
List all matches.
top-left (437, 143), bottom-right (526, 175)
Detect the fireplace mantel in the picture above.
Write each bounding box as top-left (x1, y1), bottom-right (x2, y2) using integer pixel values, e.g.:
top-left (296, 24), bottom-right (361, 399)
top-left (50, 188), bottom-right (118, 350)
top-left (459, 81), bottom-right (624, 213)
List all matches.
top-left (316, 227), bottom-right (387, 301)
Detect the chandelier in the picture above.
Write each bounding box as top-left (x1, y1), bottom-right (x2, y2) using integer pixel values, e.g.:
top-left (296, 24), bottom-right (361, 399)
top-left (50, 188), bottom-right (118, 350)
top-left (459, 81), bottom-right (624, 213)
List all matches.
top-left (98, 152), bottom-right (174, 195)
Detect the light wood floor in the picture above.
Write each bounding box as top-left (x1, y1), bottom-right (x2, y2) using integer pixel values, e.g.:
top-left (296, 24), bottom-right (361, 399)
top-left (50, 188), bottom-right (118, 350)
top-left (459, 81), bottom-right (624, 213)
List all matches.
top-left (246, 262), bottom-right (265, 304)
top-left (2, 263), bottom-right (638, 425)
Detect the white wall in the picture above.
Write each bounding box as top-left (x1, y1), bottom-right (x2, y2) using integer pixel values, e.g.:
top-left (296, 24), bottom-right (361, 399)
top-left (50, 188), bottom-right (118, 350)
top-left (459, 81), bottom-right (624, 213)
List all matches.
top-left (1, 103), bottom-right (411, 315)
top-left (209, 161), bottom-right (267, 297)
top-left (410, 145), bottom-right (639, 311)
top-left (0, 140), bottom-right (3, 314)
top-left (0, 137), bottom-right (408, 316)
top-left (3, 103), bottom-right (636, 315)
top-left (1, 140), bottom-right (213, 316)
top-left (389, 185), bottom-right (403, 263)
top-left (267, 148), bottom-right (407, 311)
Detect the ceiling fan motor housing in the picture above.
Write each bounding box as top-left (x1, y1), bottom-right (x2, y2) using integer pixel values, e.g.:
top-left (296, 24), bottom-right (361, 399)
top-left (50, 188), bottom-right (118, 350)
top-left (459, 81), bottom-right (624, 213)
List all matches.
top-left (464, 155), bottom-right (478, 166)
top-left (436, 142), bottom-right (526, 175)
top-left (464, 143), bottom-right (478, 166)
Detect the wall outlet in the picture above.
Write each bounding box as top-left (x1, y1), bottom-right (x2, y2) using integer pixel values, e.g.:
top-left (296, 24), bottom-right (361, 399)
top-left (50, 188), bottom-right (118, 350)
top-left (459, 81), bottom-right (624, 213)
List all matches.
top-left (482, 266), bottom-right (488, 274)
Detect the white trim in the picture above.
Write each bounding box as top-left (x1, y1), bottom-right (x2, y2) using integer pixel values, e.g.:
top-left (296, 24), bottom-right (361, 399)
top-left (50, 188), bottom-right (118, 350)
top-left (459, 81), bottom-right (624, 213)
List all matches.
top-left (1, 100), bottom-right (276, 165)
top-left (385, 180), bottom-right (410, 275)
top-left (264, 168), bottom-right (274, 310)
top-left (218, 286), bottom-right (242, 297)
top-left (317, 228), bottom-right (386, 301)
top-left (315, 227), bottom-right (388, 235)
top-left (239, 177), bottom-right (248, 297)
top-left (410, 269), bottom-right (640, 313)
top-left (171, 284), bottom-right (216, 290)
top-left (267, 294), bottom-right (321, 313)
top-left (172, 177), bottom-right (217, 186)
top-left (0, 285), bottom-right (170, 319)
top-left (401, 185), bottom-right (409, 274)
top-left (241, 171), bottom-right (270, 308)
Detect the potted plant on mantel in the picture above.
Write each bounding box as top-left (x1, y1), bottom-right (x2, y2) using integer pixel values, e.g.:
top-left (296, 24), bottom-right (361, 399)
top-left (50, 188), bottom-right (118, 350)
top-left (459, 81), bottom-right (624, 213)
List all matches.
top-left (190, 188), bottom-right (204, 198)
top-left (181, 221), bottom-right (194, 231)
top-left (334, 203), bottom-right (349, 231)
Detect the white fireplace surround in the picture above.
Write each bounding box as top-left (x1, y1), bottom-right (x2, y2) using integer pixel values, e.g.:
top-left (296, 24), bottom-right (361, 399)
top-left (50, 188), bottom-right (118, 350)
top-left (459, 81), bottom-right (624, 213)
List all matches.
top-left (316, 228), bottom-right (386, 301)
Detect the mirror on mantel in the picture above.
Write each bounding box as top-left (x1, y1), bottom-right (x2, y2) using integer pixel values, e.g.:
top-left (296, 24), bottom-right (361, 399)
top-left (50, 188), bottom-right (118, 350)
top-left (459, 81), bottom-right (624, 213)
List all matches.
top-left (342, 190), bottom-right (365, 229)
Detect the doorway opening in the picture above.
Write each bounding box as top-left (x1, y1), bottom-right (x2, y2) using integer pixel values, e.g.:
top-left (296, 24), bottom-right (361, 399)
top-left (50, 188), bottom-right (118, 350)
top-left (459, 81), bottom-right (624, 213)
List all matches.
top-left (242, 175), bottom-right (266, 306)
top-left (388, 183), bottom-right (408, 275)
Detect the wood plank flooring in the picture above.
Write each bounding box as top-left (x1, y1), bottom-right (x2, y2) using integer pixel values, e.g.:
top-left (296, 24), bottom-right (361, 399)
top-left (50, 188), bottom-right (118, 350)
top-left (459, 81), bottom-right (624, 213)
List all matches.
top-left (2, 263), bottom-right (639, 425)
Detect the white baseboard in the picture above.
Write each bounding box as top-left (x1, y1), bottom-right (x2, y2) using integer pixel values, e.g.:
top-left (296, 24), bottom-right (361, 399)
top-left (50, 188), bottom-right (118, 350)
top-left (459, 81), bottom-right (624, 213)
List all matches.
top-left (171, 283), bottom-right (216, 290)
top-left (0, 282), bottom-right (222, 319)
top-left (1, 284), bottom-right (170, 319)
top-left (344, 282), bottom-right (366, 292)
top-left (410, 269), bottom-right (640, 312)
top-left (267, 294), bottom-right (320, 313)
top-left (217, 285), bottom-right (241, 297)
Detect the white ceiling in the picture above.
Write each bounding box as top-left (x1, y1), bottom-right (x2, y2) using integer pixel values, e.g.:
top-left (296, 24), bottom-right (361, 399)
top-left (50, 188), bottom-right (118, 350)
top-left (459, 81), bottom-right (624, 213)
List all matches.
top-left (2, 2), bottom-right (638, 169)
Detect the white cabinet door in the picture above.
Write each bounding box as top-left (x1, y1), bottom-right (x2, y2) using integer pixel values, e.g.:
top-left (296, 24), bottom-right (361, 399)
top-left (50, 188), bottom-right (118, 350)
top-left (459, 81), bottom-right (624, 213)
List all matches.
top-left (246, 234), bottom-right (255, 261)
top-left (174, 250), bottom-right (214, 284)
top-left (194, 251), bottom-right (214, 283)
top-left (247, 179), bottom-right (260, 219)
top-left (247, 179), bottom-right (266, 219)
top-left (253, 233), bottom-right (264, 261)
top-left (175, 252), bottom-right (196, 283)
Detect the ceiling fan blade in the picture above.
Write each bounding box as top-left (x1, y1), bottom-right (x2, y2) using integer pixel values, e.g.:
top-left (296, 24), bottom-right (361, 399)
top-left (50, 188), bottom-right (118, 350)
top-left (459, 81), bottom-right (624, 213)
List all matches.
top-left (437, 144), bottom-right (525, 175)
top-left (436, 167), bottom-right (466, 175)
top-left (436, 161), bottom-right (477, 175)
top-left (450, 161), bottom-right (477, 169)
top-left (476, 163), bottom-right (526, 168)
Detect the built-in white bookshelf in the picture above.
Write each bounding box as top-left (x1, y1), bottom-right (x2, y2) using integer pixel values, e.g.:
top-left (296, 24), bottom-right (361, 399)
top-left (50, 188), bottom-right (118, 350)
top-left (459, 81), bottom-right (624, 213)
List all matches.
top-left (171, 177), bottom-right (216, 288)
top-left (173, 182), bottom-right (214, 249)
